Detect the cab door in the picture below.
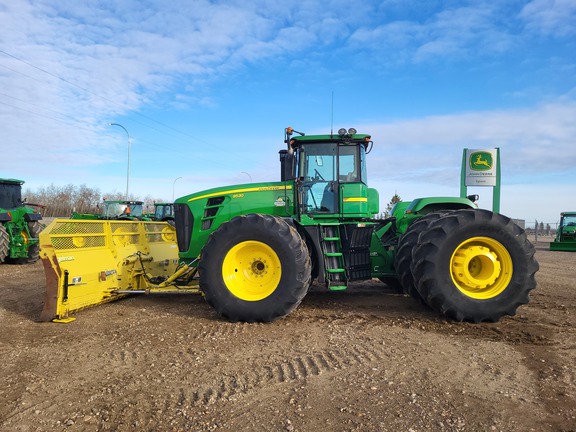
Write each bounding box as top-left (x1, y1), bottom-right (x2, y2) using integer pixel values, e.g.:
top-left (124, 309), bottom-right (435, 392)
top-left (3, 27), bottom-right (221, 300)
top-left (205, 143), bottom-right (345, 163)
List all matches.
top-left (299, 143), bottom-right (339, 214)
top-left (338, 144), bottom-right (370, 217)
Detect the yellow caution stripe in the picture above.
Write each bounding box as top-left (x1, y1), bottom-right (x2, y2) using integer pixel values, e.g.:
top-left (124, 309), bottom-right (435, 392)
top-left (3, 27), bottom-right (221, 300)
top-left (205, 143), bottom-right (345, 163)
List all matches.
top-left (343, 197), bottom-right (368, 202)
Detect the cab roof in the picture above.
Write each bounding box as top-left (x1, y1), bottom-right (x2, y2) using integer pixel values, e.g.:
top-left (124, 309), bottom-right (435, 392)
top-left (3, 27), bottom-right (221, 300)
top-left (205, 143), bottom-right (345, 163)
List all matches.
top-left (290, 133), bottom-right (372, 142)
top-left (288, 133), bottom-right (372, 150)
top-left (0, 178), bottom-right (24, 185)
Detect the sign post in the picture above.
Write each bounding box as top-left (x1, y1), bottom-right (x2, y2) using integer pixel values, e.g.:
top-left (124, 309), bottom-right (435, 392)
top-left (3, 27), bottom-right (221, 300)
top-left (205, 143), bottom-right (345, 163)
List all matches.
top-left (460, 148), bottom-right (501, 213)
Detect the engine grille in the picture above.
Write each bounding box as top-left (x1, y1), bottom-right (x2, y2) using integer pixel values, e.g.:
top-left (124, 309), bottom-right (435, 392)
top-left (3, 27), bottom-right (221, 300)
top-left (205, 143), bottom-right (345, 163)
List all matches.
top-left (174, 203), bottom-right (194, 253)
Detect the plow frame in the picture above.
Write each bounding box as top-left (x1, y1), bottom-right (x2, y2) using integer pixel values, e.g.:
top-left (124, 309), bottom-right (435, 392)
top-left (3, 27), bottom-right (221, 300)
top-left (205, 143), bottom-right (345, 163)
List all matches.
top-left (39, 219), bottom-right (199, 322)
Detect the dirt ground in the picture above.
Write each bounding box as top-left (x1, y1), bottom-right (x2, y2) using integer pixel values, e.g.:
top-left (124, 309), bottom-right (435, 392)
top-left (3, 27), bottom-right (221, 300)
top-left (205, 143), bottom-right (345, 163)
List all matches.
top-left (1, 236), bottom-right (575, 432)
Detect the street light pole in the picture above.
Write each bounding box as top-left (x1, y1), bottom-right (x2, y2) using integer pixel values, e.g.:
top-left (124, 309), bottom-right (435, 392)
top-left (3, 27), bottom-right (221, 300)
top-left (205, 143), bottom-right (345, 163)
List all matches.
top-left (109, 123), bottom-right (131, 199)
top-left (173, 176), bottom-right (183, 201)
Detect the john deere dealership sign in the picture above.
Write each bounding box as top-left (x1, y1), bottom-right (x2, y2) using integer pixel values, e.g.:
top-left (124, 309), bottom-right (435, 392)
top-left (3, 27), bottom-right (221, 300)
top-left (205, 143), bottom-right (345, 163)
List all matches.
top-left (460, 147), bottom-right (501, 212)
top-left (465, 149), bottom-right (498, 186)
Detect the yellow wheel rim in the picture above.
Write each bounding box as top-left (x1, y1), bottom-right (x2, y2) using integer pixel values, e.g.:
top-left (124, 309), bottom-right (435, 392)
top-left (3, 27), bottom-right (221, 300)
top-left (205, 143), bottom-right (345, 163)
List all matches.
top-left (450, 236), bottom-right (513, 299)
top-left (21, 231), bottom-right (30, 244)
top-left (222, 240), bottom-right (281, 301)
top-left (161, 225), bottom-right (175, 242)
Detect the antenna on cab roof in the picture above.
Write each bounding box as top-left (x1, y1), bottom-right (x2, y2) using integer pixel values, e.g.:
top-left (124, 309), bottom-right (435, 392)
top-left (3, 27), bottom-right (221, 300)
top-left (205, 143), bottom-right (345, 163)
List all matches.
top-left (330, 91), bottom-right (334, 137)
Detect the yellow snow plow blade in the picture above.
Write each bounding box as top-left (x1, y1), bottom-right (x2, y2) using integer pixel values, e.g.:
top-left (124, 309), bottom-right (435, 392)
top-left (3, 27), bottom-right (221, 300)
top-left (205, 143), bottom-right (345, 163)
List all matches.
top-left (39, 219), bottom-right (200, 322)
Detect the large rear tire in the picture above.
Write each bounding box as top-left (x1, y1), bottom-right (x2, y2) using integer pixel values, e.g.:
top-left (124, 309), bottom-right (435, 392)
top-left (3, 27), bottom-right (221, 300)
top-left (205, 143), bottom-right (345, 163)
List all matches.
top-left (0, 225), bottom-right (9, 263)
top-left (199, 214), bottom-right (312, 322)
top-left (24, 221), bottom-right (42, 263)
top-left (395, 212), bottom-right (446, 301)
top-left (411, 209), bottom-right (538, 322)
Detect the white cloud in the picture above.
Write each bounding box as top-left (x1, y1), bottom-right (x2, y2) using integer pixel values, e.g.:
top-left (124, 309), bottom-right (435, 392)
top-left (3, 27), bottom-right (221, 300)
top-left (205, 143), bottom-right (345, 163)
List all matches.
top-left (364, 101), bottom-right (576, 183)
top-left (350, 3), bottom-right (516, 63)
top-left (520, 0), bottom-right (576, 36)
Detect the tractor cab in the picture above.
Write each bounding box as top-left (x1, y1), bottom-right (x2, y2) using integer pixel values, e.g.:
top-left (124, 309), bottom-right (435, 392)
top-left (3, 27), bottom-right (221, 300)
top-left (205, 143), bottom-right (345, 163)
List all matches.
top-left (153, 202), bottom-right (174, 221)
top-left (280, 127), bottom-right (378, 220)
top-left (101, 200), bottom-right (145, 220)
top-left (0, 178), bottom-right (24, 210)
top-left (558, 212), bottom-right (576, 239)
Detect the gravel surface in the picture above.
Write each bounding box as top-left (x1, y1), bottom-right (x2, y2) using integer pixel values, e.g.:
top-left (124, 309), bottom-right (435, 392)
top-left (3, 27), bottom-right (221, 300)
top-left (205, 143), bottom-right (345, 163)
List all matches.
top-left (1, 238), bottom-right (575, 432)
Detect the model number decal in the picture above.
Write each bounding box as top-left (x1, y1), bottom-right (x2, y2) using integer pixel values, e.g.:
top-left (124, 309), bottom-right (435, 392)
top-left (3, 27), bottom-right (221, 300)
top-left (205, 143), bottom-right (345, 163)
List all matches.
top-left (232, 193), bottom-right (244, 198)
top-left (57, 256), bottom-right (75, 262)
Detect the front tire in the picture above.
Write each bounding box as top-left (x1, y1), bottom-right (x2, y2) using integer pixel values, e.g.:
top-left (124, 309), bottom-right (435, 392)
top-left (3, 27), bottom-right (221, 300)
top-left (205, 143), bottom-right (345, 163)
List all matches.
top-left (411, 209), bottom-right (538, 322)
top-left (199, 214), bottom-right (312, 322)
top-left (24, 221), bottom-right (42, 263)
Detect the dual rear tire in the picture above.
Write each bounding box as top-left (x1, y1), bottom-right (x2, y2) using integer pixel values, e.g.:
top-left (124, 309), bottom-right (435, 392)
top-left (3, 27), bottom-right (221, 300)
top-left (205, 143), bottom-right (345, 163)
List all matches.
top-left (395, 212), bottom-right (446, 302)
top-left (398, 209), bottom-right (538, 322)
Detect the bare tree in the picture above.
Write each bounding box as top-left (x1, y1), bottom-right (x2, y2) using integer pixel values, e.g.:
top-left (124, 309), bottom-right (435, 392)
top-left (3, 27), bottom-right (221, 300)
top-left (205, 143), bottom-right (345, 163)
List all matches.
top-left (384, 192), bottom-right (402, 218)
top-left (23, 184), bottom-right (170, 217)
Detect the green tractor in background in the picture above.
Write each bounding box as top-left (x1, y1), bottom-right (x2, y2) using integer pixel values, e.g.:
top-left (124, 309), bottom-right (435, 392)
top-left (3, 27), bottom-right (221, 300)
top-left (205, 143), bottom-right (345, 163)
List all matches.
top-left (0, 178), bottom-right (44, 264)
top-left (71, 199), bottom-right (150, 221)
top-left (550, 211), bottom-right (576, 252)
top-left (147, 202), bottom-right (175, 225)
top-left (173, 127), bottom-right (539, 323)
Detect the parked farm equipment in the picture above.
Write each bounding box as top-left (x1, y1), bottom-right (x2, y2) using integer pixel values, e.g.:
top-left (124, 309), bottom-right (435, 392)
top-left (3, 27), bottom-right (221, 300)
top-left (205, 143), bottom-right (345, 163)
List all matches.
top-left (148, 202), bottom-right (175, 224)
top-left (39, 127), bottom-right (539, 323)
top-left (71, 199), bottom-right (150, 221)
top-left (550, 211), bottom-right (576, 252)
top-left (0, 178), bottom-right (44, 264)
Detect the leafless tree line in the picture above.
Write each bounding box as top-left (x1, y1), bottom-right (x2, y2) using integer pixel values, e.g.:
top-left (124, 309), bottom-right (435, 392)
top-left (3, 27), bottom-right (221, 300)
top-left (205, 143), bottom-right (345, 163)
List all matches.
top-left (23, 184), bottom-right (167, 218)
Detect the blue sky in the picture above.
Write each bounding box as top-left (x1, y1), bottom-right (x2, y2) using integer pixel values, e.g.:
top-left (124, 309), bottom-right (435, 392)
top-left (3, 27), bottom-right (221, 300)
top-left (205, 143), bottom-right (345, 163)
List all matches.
top-left (1, 0), bottom-right (575, 224)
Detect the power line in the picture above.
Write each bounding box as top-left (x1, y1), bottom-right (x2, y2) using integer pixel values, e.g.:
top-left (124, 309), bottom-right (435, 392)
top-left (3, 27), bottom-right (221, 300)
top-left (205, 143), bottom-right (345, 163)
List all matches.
top-left (0, 98), bottom-right (253, 167)
top-left (0, 99), bottom-right (98, 132)
top-left (0, 91), bottom-right (88, 125)
top-left (0, 48), bottom-right (205, 143)
top-left (0, 48), bottom-right (256, 166)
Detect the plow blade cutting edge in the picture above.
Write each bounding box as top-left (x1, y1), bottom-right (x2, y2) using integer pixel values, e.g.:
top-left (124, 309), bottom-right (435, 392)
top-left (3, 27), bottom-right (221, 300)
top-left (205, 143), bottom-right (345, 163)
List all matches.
top-left (39, 219), bottom-right (200, 323)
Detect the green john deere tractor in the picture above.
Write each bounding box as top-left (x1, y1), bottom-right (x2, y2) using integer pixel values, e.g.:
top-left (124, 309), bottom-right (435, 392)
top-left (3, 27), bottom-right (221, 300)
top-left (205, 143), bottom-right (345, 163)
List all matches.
top-left (71, 199), bottom-right (150, 221)
top-left (0, 178), bottom-right (44, 264)
top-left (550, 212), bottom-right (576, 252)
top-left (173, 127), bottom-right (539, 323)
top-left (149, 202), bottom-right (175, 224)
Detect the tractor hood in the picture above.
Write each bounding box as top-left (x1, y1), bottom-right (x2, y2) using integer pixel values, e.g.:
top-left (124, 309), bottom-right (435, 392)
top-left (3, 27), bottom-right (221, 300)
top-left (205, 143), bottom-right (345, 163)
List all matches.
top-left (174, 181), bottom-right (295, 261)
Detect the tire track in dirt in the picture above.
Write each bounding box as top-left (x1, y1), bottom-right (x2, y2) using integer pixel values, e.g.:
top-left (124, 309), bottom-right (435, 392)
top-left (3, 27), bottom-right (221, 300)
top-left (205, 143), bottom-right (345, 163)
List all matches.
top-left (292, 309), bottom-right (561, 347)
top-left (183, 339), bottom-right (388, 407)
top-left (0, 391), bottom-right (61, 428)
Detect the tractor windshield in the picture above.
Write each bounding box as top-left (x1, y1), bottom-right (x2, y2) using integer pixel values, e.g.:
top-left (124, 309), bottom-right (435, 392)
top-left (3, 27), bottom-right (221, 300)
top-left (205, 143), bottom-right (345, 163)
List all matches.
top-left (102, 202), bottom-right (144, 218)
top-left (298, 142), bottom-right (366, 213)
top-left (561, 214), bottom-right (576, 231)
top-left (0, 182), bottom-right (23, 209)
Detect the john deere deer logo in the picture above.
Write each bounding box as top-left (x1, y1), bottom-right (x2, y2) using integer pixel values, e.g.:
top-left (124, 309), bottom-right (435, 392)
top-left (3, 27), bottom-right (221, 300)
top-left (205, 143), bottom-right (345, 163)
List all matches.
top-left (470, 151), bottom-right (493, 171)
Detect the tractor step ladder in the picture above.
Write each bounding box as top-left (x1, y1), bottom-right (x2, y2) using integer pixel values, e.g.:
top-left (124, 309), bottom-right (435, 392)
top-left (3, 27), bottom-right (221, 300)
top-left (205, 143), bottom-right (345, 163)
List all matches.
top-left (320, 225), bottom-right (347, 290)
